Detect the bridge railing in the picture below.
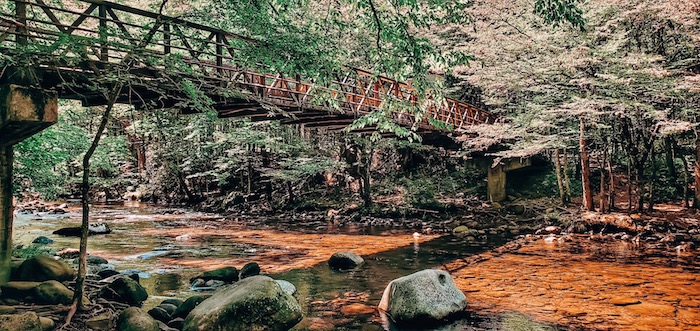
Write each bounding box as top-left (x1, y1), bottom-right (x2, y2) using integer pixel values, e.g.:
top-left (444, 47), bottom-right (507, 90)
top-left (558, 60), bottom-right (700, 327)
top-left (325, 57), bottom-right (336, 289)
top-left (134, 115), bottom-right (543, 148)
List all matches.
top-left (0, 0), bottom-right (494, 132)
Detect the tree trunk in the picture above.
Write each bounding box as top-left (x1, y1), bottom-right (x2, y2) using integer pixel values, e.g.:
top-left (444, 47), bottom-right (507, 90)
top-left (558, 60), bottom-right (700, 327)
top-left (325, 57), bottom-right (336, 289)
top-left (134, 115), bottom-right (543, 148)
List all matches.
top-left (554, 149), bottom-right (566, 205)
top-left (599, 152), bottom-right (608, 213)
top-left (65, 83), bottom-right (123, 326)
top-left (286, 181), bottom-right (294, 205)
top-left (680, 151), bottom-right (690, 207)
top-left (694, 130), bottom-right (700, 208)
top-left (580, 118), bottom-right (594, 211)
top-left (563, 150), bottom-right (572, 200)
top-left (648, 146), bottom-right (656, 212)
top-left (607, 156), bottom-right (615, 210)
top-left (361, 147), bottom-right (372, 208)
top-left (664, 137), bottom-right (677, 184)
top-left (626, 156), bottom-right (633, 213)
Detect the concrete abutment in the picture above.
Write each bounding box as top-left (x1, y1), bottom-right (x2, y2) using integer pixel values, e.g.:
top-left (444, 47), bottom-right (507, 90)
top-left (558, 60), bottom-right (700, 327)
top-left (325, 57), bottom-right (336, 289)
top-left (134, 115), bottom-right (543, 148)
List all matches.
top-left (0, 84), bottom-right (57, 284)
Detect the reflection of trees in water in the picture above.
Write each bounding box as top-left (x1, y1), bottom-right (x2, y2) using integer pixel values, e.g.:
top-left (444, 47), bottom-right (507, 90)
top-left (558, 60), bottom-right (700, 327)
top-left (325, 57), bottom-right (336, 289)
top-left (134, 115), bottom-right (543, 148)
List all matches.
top-left (152, 272), bottom-right (182, 294)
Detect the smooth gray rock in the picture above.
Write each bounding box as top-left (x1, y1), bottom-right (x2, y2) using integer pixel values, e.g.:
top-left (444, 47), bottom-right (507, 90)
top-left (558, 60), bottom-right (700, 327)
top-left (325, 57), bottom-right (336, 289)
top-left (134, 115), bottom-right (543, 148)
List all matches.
top-left (182, 276), bottom-right (302, 331)
top-left (328, 252), bottom-right (364, 270)
top-left (378, 269), bottom-right (467, 324)
top-left (274, 280), bottom-right (296, 296)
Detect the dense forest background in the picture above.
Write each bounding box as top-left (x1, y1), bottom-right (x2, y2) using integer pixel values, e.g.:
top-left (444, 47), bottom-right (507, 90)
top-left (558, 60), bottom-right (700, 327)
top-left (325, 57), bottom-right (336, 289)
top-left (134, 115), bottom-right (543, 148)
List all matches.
top-left (10, 0), bottom-right (700, 213)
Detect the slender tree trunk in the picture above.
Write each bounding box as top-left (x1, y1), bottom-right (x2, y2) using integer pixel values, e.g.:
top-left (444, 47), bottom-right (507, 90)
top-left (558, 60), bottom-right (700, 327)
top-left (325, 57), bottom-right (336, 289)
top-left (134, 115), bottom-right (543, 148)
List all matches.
top-left (607, 156), bottom-right (615, 210)
top-left (664, 137), bottom-right (677, 185)
top-left (694, 130), bottom-right (700, 208)
top-left (64, 83), bottom-right (123, 327)
top-left (361, 147), bottom-right (372, 208)
top-left (580, 118), bottom-right (594, 211)
top-left (563, 150), bottom-right (572, 200)
top-left (680, 151), bottom-right (690, 207)
top-left (648, 147), bottom-right (656, 211)
top-left (286, 181), bottom-right (294, 205)
top-left (554, 149), bottom-right (566, 205)
top-left (600, 151), bottom-right (608, 213)
top-left (627, 157), bottom-right (633, 213)
top-left (637, 163), bottom-right (644, 212)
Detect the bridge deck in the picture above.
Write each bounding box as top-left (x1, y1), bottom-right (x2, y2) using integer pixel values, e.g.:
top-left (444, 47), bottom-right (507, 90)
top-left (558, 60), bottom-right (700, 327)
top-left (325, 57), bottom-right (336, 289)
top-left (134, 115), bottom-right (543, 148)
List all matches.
top-left (0, 0), bottom-right (494, 133)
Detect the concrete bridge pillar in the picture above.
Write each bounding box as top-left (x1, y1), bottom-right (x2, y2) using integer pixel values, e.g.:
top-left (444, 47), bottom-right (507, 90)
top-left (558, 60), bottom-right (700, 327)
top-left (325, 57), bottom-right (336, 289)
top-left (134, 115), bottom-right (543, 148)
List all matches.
top-left (486, 158), bottom-right (532, 202)
top-left (0, 84), bottom-right (57, 284)
top-left (0, 146), bottom-right (13, 284)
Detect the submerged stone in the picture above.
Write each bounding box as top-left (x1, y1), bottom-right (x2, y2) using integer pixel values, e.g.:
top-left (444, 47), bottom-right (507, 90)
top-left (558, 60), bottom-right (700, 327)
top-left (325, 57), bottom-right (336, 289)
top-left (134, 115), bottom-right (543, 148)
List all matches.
top-left (0, 312), bottom-right (41, 331)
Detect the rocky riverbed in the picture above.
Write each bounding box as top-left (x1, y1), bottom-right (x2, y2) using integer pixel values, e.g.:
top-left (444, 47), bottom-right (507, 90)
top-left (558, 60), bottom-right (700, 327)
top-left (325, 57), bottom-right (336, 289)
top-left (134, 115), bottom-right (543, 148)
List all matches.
top-left (2, 201), bottom-right (699, 330)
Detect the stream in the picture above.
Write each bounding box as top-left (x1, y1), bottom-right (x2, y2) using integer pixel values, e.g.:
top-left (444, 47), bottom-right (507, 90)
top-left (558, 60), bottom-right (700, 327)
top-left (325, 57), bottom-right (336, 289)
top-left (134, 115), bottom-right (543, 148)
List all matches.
top-left (14, 202), bottom-right (699, 331)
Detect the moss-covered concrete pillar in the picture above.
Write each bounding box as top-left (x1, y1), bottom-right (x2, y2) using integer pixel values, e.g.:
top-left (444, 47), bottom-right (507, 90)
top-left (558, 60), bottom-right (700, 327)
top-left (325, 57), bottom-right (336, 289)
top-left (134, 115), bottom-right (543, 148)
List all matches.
top-left (0, 146), bottom-right (12, 284)
top-left (487, 164), bottom-right (506, 202)
top-left (0, 84), bottom-right (57, 284)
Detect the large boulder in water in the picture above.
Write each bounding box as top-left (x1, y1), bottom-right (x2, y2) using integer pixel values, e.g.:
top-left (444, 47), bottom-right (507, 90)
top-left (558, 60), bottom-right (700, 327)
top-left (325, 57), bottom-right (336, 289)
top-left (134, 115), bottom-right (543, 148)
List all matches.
top-left (100, 277), bottom-right (148, 306)
top-left (328, 252), bottom-right (364, 270)
top-left (116, 307), bottom-right (159, 331)
top-left (53, 223), bottom-right (111, 237)
top-left (183, 276), bottom-right (302, 331)
top-left (190, 266), bottom-right (238, 283)
top-left (15, 255), bottom-right (76, 282)
top-left (378, 269), bottom-right (467, 324)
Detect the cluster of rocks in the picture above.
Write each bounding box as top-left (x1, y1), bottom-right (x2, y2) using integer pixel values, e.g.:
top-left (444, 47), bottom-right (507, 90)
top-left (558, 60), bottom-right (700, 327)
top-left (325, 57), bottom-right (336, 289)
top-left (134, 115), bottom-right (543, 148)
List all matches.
top-left (15, 202), bottom-right (68, 215)
top-left (189, 262), bottom-right (261, 290)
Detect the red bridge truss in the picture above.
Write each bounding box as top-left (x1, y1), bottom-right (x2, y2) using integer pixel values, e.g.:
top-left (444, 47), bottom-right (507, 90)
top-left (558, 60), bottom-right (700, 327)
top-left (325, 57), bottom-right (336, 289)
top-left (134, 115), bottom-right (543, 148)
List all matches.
top-left (0, 0), bottom-right (495, 133)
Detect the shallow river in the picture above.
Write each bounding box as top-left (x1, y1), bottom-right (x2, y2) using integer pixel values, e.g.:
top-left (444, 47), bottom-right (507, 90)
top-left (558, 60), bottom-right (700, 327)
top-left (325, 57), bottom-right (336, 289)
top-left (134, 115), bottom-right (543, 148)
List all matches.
top-left (13, 202), bottom-right (700, 331)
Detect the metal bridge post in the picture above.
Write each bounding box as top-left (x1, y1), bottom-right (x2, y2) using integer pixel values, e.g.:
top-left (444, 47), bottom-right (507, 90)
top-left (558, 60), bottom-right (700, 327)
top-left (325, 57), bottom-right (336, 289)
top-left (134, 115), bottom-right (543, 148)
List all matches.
top-left (98, 4), bottom-right (109, 63)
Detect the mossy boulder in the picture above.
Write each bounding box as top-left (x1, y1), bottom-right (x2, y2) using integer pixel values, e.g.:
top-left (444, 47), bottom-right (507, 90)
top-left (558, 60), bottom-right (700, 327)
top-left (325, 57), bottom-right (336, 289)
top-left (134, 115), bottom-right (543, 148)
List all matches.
top-left (33, 281), bottom-right (73, 305)
top-left (116, 307), bottom-right (159, 331)
top-left (172, 295), bottom-right (211, 319)
top-left (0, 312), bottom-right (41, 331)
top-left (182, 276), bottom-right (302, 331)
top-left (239, 262), bottom-right (260, 279)
top-left (15, 256), bottom-right (76, 282)
top-left (191, 266), bottom-right (238, 283)
top-left (101, 277), bottom-right (148, 306)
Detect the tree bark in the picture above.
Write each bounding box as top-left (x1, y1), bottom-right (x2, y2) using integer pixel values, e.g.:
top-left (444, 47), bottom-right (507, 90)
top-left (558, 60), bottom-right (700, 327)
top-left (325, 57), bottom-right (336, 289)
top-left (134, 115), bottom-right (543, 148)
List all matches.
top-left (607, 156), bottom-right (615, 210)
top-left (563, 150), bottom-right (572, 200)
top-left (554, 149), bottom-right (566, 205)
top-left (599, 152), bottom-right (608, 213)
top-left (580, 118), bottom-right (594, 211)
top-left (694, 130), bottom-right (700, 208)
top-left (65, 83), bottom-right (123, 327)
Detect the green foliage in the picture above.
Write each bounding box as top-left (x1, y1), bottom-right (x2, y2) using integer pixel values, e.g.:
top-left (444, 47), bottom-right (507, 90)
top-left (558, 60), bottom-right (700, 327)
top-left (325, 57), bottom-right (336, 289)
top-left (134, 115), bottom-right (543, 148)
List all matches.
top-left (534, 0), bottom-right (586, 30)
top-left (14, 103), bottom-right (131, 199)
top-left (12, 245), bottom-right (56, 259)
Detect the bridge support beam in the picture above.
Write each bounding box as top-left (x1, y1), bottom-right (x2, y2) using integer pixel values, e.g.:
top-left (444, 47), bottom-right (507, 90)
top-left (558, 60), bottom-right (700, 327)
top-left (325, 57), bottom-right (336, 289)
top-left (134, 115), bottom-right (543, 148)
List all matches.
top-left (0, 84), bottom-right (57, 284)
top-left (0, 84), bottom-right (58, 147)
top-left (0, 146), bottom-right (13, 284)
top-left (487, 158), bottom-right (532, 202)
